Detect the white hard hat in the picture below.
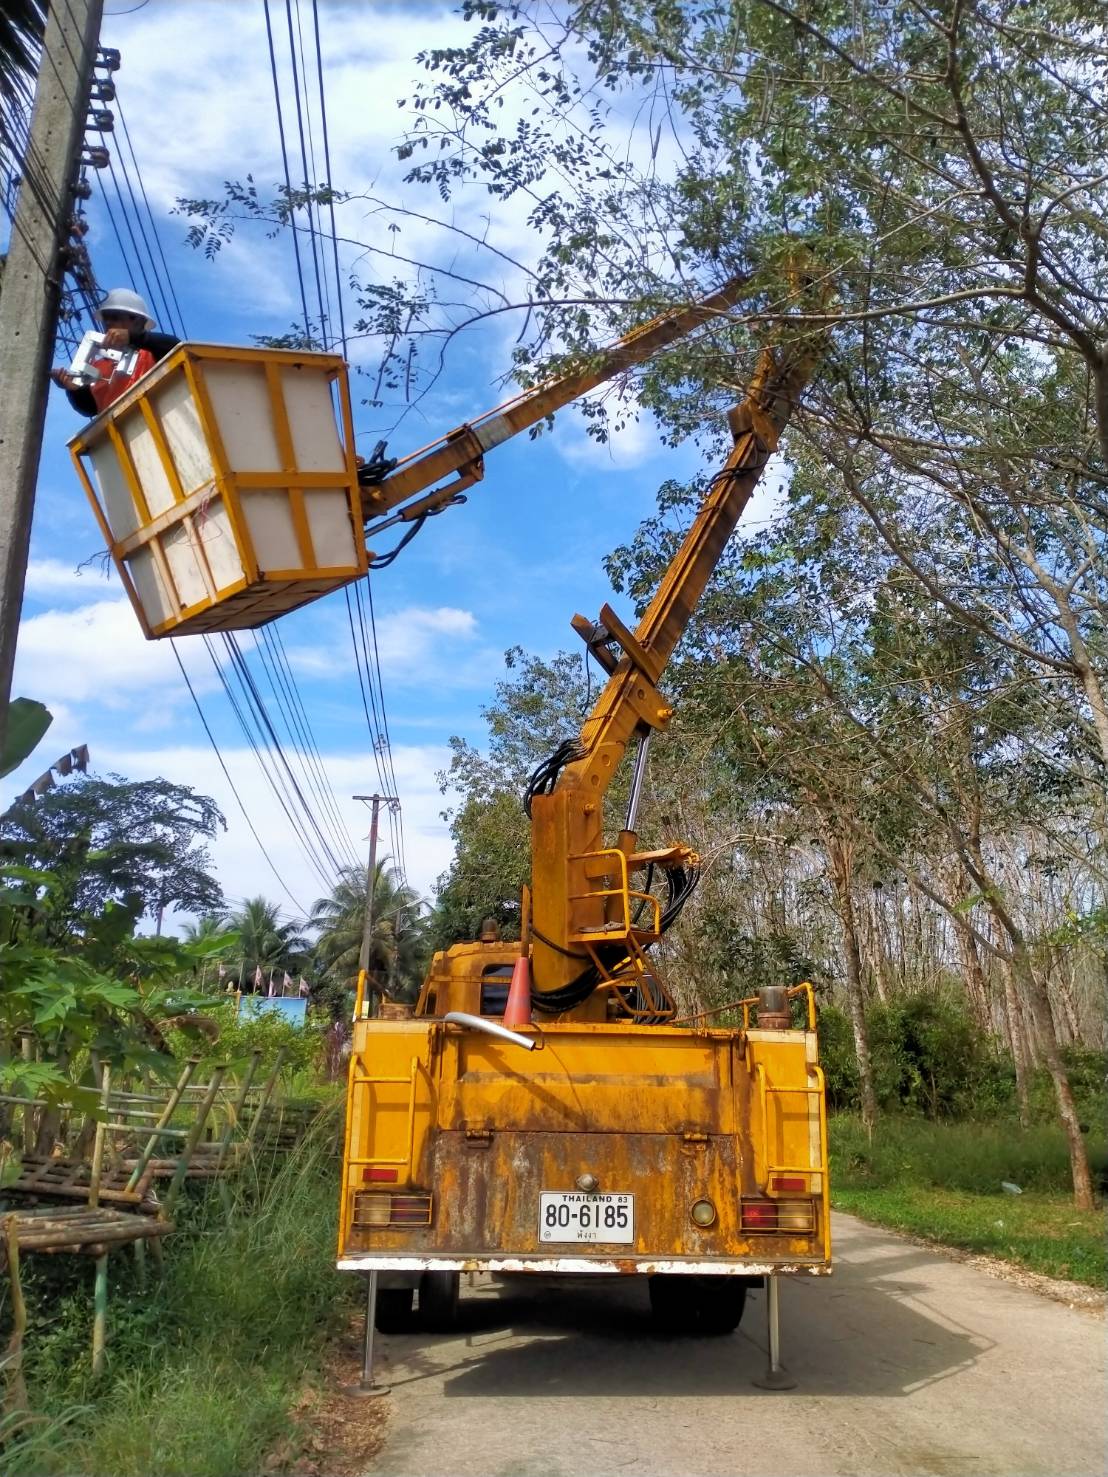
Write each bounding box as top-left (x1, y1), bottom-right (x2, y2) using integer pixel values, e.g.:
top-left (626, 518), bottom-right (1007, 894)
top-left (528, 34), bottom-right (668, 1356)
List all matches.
top-left (97, 288), bottom-right (154, 329)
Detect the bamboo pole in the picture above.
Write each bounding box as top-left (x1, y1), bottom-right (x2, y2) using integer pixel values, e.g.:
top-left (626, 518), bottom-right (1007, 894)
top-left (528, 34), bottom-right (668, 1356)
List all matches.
top-left (124, 1057), bottom-right (199, 1194)
top-left (88, 1064), bottom-right (111, 1211)
top-left (215, 1049), bottom-right (262, 1173)
top-left (244, 1047), bottom-right (286, 1148)
top-left (163, 1066), bottom-right (226, 1214)
top-left (2, 1216), bottom-right (28, 1412)
top-left (91, 1254), bottom-right (108, 1376)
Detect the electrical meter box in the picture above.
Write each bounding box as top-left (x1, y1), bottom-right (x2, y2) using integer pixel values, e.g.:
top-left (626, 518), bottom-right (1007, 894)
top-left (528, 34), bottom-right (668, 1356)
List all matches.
top-left (68, 344), bottom-right (367, 639)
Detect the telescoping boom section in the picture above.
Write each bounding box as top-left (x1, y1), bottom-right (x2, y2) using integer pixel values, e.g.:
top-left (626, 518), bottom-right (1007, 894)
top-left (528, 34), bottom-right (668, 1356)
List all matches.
top-left (339, 328), bottom-right (832, 1324)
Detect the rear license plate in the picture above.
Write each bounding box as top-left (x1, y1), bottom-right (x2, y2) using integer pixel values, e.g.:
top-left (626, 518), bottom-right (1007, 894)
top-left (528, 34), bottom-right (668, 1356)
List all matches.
top-left (539, 1191), bottom-right (634, 1244)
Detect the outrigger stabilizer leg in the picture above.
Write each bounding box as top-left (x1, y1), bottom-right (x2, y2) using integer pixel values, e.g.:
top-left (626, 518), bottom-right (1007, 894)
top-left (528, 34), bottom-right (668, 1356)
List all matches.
top-left (350, 1270), bottom-right (390, 1397)
top-left (752, 1274), bottom-right (797, 1390)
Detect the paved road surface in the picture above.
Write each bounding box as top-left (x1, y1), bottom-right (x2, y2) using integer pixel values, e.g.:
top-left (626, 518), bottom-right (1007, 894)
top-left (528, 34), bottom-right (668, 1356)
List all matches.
top-left (363, 1213), bottom-right (1105, 1477)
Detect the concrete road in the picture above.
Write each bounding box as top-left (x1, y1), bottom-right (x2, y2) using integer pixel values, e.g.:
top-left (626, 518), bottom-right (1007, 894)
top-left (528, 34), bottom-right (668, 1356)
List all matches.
top-left (364, 1213), bottom-right (1105, 1477)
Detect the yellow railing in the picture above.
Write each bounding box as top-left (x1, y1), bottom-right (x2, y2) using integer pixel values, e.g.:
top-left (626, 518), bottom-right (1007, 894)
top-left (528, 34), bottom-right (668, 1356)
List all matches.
top-left (566, 846), bottom-right (662, 940)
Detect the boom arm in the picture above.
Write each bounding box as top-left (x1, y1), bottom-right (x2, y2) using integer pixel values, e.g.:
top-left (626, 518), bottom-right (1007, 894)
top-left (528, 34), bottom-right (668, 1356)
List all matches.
top-left (359, 277), bottom-right (754, 531)
top-left (527, 334), bottom-right (824, 1012)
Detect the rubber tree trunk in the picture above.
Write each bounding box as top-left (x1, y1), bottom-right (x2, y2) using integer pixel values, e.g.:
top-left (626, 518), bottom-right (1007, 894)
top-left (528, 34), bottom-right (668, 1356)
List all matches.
top-left (826, 834), bottom-right (878, 1134)
top-left (983, 892), bottom-right (1093, 1210)
top-left (1013, 947), bottom-right (1095, 1211)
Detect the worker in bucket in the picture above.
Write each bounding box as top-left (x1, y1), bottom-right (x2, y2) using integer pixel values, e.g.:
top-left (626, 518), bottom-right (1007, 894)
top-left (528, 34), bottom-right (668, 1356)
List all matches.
top-left (51, 288), bottom-right (179, 416)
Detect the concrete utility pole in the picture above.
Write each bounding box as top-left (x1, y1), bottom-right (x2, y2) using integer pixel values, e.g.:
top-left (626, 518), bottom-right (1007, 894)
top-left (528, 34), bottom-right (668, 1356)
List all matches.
top-left (0, 0), bottom-right (105, 753)
top-left (353, 793), bottom-right (399, 1009)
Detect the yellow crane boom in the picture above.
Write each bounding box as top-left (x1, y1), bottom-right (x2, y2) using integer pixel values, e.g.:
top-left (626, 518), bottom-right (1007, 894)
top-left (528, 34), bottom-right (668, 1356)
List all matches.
top-left (358, 276), bottom-right (754, 530)
top-left (528, 334), bottom-right (825, 1006)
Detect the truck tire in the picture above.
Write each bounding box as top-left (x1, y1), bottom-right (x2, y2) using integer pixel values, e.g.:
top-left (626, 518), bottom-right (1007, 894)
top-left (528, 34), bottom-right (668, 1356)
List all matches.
top-left (375, 1287), bottom-right (413, 1333)
top-left (648, 1274), bottom-right (747, 1336)
top-left (419, 1270), bottom-right (460, 1331)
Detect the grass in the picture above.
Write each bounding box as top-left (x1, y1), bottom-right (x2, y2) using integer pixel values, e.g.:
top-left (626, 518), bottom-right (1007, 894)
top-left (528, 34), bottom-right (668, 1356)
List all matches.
top-left (830, 1114), bottom-right (1107, 1288)
top-left (2, 1105), bottom-right (354, 1477)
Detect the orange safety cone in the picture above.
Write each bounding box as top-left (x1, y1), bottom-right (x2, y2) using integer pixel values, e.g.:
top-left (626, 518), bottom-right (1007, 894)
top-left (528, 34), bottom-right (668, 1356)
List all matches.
top-left (502, 953), bottom-right (532, 1028)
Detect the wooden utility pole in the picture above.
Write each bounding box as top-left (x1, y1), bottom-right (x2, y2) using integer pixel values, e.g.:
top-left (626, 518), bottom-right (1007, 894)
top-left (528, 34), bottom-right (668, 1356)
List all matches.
top-left (0, 0), bottom-right (105, 753)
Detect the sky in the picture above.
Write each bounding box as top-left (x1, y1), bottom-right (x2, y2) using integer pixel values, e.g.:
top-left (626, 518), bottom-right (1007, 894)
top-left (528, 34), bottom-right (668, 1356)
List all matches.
top-left (3, 0), bottom-right (783, 932)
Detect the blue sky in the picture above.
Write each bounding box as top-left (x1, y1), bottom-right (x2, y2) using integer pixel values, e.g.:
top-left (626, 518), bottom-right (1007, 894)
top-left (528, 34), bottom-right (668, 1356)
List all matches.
top-left (4, 1), bottom-right (780, 927)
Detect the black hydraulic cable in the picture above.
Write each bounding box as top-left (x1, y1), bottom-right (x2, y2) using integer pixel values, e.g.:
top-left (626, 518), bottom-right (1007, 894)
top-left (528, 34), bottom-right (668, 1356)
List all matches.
top-left (171, 642), bottom-right (308, 914)
top-left (263, 0), bottom-right (313, 341)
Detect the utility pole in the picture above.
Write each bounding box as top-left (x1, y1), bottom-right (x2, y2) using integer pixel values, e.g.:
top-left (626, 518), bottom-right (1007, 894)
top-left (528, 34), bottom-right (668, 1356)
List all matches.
top-left (0, 0), bottom-right (105, 753)
top-left (353, 793), bottom-right (399, 1016)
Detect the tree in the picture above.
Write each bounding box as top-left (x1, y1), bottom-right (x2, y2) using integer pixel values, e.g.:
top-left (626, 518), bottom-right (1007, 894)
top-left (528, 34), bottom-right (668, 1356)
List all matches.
top-left (432, 647), bottom-right (592, 946)
top-left (0, 1), bottom-right (43, 177)
top-left (223, 896), bottom-right (307, 986)
top-left (0, 772), bottom-right (226, 935)
top-left (310, 861), bottom-right (427, 1003)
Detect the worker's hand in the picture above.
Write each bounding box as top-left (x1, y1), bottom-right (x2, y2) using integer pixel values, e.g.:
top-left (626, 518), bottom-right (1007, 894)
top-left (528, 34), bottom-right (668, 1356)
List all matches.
top-left (51, 367), bottom-right (78, 390)
top-left (101, 326), bottom-right (131, 349)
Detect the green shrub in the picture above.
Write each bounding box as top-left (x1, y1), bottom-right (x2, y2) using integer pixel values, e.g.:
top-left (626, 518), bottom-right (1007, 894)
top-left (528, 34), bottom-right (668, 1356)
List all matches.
top-left (814, 1004), bottom-right (859, 1110)
top-left (164, 1000), bottom-right (326, 1084)
top-left (831, 1113), bottom-right (1108, 1195)
top-left (817, 994), bottom-right (1108, 1123)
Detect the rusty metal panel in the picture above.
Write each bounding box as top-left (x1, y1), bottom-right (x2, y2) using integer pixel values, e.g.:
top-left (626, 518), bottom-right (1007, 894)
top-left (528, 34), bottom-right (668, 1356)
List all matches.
top-left (338, 1016), bottom-right (831, 1275)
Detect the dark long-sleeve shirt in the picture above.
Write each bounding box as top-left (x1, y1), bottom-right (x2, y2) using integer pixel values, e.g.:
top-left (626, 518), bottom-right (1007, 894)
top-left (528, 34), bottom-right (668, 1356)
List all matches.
top-left (65, 330), bottom-right (181, 416)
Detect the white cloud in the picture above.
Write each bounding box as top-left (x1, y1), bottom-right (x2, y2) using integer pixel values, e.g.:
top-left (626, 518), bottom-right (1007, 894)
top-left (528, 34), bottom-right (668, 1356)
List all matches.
top-left (23, 558), bottom-right (114, 600)
top-left (103, 739), bottom-right (455, 917)
top-left (282, 603), bottom-right (481, 684)
top-left (11, 596), bottom-right (216, 716)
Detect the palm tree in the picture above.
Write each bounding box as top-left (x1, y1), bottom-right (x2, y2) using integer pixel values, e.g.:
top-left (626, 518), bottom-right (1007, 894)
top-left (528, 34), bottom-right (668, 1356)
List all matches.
top-left (310, 861), bottom-right (428, 1002)
top-left (1, 2), bottom-right (44, 165)
top-left (223, 896), bottom-right (308, 990)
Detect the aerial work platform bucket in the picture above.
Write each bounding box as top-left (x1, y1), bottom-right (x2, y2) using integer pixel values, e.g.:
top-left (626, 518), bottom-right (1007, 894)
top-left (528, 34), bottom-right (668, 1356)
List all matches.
top-left (68, 344), bottom-right (367, 639)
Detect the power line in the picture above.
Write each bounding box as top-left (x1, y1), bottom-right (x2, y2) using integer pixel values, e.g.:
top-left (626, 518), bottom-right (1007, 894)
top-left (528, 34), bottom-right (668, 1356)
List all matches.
top-left (170, 641), bottom-right (309, 915)
top-left (263, 0), bottom-right (312, 341)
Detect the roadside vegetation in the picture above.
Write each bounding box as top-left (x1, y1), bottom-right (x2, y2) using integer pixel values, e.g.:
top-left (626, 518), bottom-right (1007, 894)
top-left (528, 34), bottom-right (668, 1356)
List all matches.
top-left (831, 1117), bottom-right (1106, 1288)
top-left (0, 760), bottom-right (420, 1471)
top-left (3, 1112), bottom-right (348, 1477)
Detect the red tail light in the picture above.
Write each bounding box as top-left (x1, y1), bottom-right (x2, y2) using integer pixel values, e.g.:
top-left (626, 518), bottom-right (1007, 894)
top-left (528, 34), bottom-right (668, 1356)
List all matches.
top-left (363, 1166), bottom-right (399, 1182)
top-left (742, 1200), bottom-right (779, 1232)
top-left (771, 1176), bottom-right (806, 1192)
top-left (741, 1198), bottom-right (816, 1234)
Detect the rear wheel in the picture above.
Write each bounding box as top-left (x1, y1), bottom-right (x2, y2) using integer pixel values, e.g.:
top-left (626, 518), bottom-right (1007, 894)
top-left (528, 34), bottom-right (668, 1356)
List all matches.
top-left (648, 1274), bottom-right (747, 1336)
top-left (419, 1270), bottom-right (460, 1331)
top-left (374, 1286), bottom-right (413, 1333)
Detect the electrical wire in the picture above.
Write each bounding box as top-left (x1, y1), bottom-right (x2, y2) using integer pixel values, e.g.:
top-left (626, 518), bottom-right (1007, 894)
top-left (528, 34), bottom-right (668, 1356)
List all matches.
top-left (171, 642), bottom-right (308, 914)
